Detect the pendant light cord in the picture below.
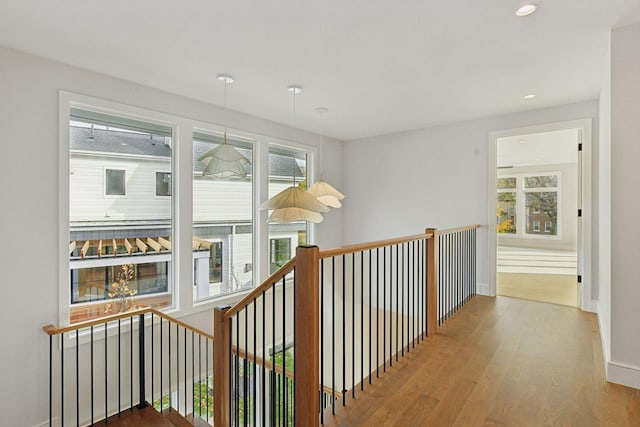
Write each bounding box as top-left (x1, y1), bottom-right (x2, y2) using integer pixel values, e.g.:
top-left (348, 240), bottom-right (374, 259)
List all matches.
top-left (292, 89), bottom-right (296, 128)
top-left (292, 90), bottom-right (297, 187)
top-left (319, 110), bottom-right (325, 181)
top-left (223, 79), bottom-right (228, 144)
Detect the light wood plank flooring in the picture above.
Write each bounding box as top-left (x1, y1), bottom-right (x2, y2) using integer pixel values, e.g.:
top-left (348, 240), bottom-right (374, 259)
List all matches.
top-left (322, 296), bottom-right (640, 426)
top-left (497, 272), bottom-right (577, 307)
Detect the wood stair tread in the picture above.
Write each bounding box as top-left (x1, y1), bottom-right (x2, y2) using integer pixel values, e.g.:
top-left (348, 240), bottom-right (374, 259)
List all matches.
top-left (92, 405), bottom-right (206, 427)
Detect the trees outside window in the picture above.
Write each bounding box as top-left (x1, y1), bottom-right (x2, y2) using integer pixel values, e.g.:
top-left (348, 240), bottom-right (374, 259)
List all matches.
top-left (497, 173), bottom-right (560, 237)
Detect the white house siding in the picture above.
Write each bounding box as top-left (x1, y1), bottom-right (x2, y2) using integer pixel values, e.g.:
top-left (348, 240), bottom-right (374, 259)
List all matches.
top-left (70, 153), bottom-right (171, 222)
top-left (72, 155), bottom-right (300, 225)
top-left (193, 177), bottom-right (252, 222)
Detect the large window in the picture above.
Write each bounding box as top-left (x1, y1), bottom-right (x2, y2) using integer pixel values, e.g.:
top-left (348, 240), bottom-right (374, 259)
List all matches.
top-left (192, 131), bottom-right (254, 301)
top-left (69, 108), bottom-right (174, 323)
top-left (496, 172), bottom-right (560, 238)
top-left (63, 96), bottom-right (316, 323)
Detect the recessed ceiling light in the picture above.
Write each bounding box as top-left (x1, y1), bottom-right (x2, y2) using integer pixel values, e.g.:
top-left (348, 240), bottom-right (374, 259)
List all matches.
top-left (524, 93), bottom-right (537, 99)
top-left (516, 4), bottom-right (538, 17)
top-left (519, 140), bottom-right (527, 144)
top-left (216, 74), bottom-right (234, 84)
top-left (288, 85), bottom-right (302, 94)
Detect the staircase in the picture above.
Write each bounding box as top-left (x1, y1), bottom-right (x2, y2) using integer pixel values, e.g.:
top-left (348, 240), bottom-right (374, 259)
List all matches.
top-left (93, 406), bottom-right (210, 427)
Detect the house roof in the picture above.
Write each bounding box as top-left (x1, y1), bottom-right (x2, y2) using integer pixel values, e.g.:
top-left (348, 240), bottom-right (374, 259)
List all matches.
top-left (71, 126), bottom-right (305, 178)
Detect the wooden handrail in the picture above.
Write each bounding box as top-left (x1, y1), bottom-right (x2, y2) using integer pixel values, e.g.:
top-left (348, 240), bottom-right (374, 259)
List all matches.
top-left (43, 307), bottom-right (214, 341)
top-left (436, 224), bottom-right (481, 236)
top-left (223, 257), bottom-right (297, 320)
top-left (153, 309), bottom-right (214, 341)
top-left (319, 232), bottom-right (433, 259)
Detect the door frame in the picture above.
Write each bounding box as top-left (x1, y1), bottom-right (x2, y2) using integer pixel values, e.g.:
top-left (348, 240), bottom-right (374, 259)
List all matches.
top-left (487, 118), bottom-right (594, 312)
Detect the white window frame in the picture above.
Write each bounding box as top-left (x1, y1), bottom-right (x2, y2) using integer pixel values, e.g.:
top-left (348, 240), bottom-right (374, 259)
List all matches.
top-left (523, 172), bottom-right (561, 238)
top-left (60, 93), bottom-right (180, 328)
top-left (532, 220), bottom-right (540, 232)
top-left (544, 221), bottom-right (552, 233)
top-left (496, 171), bottom-right (561, 240)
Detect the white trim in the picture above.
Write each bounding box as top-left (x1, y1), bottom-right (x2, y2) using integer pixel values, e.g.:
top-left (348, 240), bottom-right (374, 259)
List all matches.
top-left (477, 282), bottom-right (491, 296)
top-left (488, 118), bottom-right (593, 309)
top-left (597, 303), bottom-right (610, 380)
top-left (71, 149), bottom-right (172, 162)
top-left (607, 361), bottom-right (640, 389)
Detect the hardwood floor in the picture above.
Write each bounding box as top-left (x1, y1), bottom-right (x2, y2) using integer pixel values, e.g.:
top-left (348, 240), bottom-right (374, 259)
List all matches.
top-left (322, 296), bottom-right (640, 426)
top-left (497, 272), bottom-right (577, 307)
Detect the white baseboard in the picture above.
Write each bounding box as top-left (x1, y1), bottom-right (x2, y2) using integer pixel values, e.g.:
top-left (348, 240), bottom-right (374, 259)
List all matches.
top-left (33, 418), bottom-right (56, 427)
top-left (607, 361), bottom-right (640, 390)
top-left (582, 299), bottom-right (598, 313)
top-left (597, 305), bottom-right (609, 366)
top-left (477, 282), bottom-right (490, 296)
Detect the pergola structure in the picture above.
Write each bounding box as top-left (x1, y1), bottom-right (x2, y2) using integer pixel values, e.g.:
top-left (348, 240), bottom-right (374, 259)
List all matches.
top-left (69, 236), bottom-right (214, 259)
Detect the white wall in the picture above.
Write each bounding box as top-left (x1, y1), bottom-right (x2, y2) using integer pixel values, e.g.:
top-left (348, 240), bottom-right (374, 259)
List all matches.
top-left (0, 46), bottom-right (343, 427)
top-left (607, 22), bottom-right (640, 388)
top-left (597, 32), bottom-right (612, 368)
top-left (343, 101), bottom-right (599, 295)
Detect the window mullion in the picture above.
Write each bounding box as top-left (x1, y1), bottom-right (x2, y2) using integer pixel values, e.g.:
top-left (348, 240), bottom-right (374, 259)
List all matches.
top-left (176, 123), bottom-right (193, 311)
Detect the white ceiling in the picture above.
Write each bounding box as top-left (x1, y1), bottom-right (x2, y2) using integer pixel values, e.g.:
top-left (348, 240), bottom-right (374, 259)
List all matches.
top-left (498, 128), bottom-right (579, 167)
top-left (1, 1), bottom-right (639, 141)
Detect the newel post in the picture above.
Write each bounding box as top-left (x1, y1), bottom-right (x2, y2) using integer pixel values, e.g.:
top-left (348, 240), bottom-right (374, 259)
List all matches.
top-left (295, 245), bottom-right (320, 427)
top-left (214, 305), bottom-right (231, 427)
top-left (425, 228), bottom-right (438, 336)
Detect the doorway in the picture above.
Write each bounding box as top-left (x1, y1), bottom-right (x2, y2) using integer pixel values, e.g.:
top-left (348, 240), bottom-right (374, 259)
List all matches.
top-left (488, 119), bottom-right (593, 311)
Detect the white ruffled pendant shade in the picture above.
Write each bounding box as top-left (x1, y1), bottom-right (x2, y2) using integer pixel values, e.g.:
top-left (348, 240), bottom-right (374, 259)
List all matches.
top-left (260, 186), bottom-right (329, 224)
top-left (307, 180), bottom-right (345, 208)
top-left (198, 134), bottom-right (251, 179)
top-left (269, 207), bottom-right (324, 224)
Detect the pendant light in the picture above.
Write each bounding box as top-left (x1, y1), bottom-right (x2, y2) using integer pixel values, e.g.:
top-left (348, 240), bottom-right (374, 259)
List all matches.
top-left (307, 107), bottom-right (345, 208)
top-left (198, 74), bottom-right (251, 178)
top-left (259, 86), bottom-right (329, 224)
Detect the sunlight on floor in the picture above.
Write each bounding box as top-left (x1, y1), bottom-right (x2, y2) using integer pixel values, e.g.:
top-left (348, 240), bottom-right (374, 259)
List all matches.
top-left (497, 246), bottom-right (577, 306)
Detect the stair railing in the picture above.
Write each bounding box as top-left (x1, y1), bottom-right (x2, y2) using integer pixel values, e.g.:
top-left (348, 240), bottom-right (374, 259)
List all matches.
top-left (436, 225), bottom-right (480, 325)
top-left (214, 229), bottom-right (440, 426)
top-left (43, 307), bottom-right (214, 426)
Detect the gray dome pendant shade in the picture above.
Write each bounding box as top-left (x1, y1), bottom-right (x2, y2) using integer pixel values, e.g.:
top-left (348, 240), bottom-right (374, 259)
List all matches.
top-left (199, 74), bottom-right (251, 179)
top-left (260, 86), bottom-right (330, 224)
top-left (307, 107), bottom-right (345, 208)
